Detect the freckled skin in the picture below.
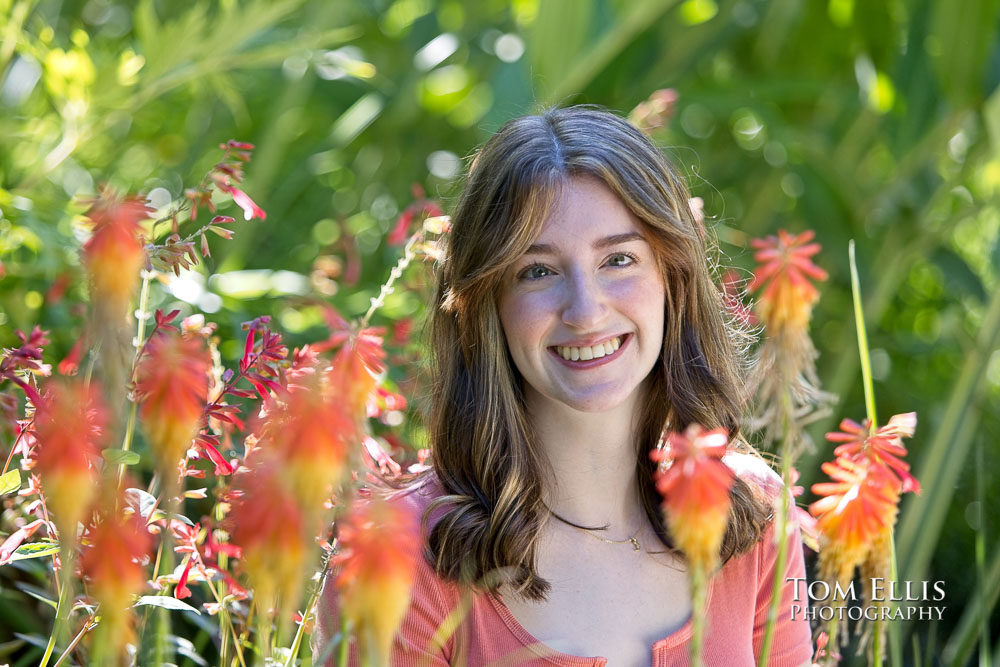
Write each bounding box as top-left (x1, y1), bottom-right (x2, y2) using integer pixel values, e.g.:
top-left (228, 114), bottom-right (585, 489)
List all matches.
top-left (498, 176), bottom-right (666, 414)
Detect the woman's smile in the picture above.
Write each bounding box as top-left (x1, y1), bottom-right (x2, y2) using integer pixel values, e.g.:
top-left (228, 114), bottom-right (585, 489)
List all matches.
top-left (549, 332), bottom-right (630, 367)
top-left (498, 176), bottom-right (666, 414)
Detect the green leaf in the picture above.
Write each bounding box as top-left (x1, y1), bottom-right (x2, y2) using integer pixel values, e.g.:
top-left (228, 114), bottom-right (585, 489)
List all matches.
top-left (149, 509), bottom-right (196, 527)
top-left (124, 487), bottom-right (157, 521)
top-left (133, 595), bottom-right (202, 615)
top-left (122, 488), bottom-right (195, 526)
top-left (932, 247), bottom-right (987, 301)
top-left (102, 449), bottom-right (141, 466)
top-left (928, 0), bottom-right (1000, 105)
top-left (8, 541), bottom-right (60, 562)
top-left (849, 240), bottom-right (878, 428)
top-left (0, 469), bottom-right (20, 496)
top-left (530, 0), bottom-right (594, 100)
top-left (15, 581), bottom-right (57, 609)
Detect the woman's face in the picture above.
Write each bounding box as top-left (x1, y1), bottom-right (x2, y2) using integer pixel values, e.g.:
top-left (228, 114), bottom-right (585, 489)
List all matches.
top-left (498, 175), bottom-right (666, 415)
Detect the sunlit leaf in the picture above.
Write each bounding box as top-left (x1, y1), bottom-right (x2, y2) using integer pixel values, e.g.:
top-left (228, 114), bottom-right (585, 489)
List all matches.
top-left (102, 449), bottom-right (141, 466)
top-left (0, 469), bottom-right (20, 496)
top-left (133, 595), bottom-right (202, 615)
top-left (8, 541), bottom-right (60, 562)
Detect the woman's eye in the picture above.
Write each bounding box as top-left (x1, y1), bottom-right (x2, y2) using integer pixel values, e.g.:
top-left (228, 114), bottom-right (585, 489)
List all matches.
top-left (519, 264), bottom-right (553, 280)
top-left (606, 253), bottom-right (636, 267)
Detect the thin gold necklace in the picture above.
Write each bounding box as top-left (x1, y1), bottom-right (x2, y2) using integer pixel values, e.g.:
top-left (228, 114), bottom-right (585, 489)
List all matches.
top-left (547, 508), bottom-right (643, 552)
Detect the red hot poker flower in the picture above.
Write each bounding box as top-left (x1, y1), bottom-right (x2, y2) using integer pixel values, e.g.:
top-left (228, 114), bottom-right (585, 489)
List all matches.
top-left (33, 381), bottom-right (108, 540)
top-left (255, 371), bottom-right (354, 509)
top-left (135, 332), bottom-right (211, 474)
top-left (81, 507), bottom-right (152, 662)
top-left (749, 229), bottom-right (828, 333)
top-left (809, 457), bottom-right (900, 592)
top-left (825, 412), bottom-right (920, 494)
top-left (650, 425), bottom-right (734, 573)
top-left (228, 455), bottom-right (309, 615)
top-left (82, 188), bottom-right (153, 318)
top-left (808, 456), bottom-right (902, 650)
top-left (334, 496), bottom-right (420, 662)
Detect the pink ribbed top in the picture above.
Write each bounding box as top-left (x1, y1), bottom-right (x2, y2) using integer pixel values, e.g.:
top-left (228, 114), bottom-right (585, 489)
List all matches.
top-left (313, 453), bottom-right (814, 666)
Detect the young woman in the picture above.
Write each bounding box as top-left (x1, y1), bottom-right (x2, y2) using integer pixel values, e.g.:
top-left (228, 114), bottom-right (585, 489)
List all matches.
top-left (314, 106), bottom-right (813, 666)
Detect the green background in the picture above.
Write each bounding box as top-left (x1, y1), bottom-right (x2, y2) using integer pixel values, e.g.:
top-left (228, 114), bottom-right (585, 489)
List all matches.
top-left (1, 0), bottom-right (999, 664)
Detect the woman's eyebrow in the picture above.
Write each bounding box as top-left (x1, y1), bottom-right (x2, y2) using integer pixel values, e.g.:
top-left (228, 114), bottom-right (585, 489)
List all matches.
top-left (524, 232), bottom-right (646, 255)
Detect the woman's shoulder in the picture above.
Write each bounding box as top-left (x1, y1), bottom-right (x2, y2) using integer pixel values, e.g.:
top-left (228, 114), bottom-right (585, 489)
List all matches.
top-left (380, 471), bottom-right (449, 525)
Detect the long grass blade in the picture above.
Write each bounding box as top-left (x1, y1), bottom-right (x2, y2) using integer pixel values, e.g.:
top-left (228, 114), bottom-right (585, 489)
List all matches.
top-left (847, 240), bottom-right (877, 428)
top-left (897, 283), bottom-right (1000, 586)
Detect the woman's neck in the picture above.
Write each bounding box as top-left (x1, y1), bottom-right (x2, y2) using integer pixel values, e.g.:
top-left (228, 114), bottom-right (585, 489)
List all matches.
top-left (526, 387), bottom-right (645, 531)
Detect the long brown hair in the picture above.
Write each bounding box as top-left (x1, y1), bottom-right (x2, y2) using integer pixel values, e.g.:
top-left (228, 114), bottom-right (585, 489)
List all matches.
top-left (421, 105), bottom-right (768, 601)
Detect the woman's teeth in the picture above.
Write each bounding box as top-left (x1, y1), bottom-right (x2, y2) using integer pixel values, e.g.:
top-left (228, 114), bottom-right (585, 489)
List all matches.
top-left (556, 336), bottom-right (622, 361)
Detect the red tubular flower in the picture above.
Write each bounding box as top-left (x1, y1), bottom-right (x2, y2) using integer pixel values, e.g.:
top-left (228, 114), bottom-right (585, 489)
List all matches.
top-left (135, 332), bottom-right (211, 474)
top-left (650, 425), bottom-right (734, 573)
top-left (334, 496), bottom-right (420, 662)
top-left (33, 381), bottom-right (108, 540)
top-left (749, 229), bottom-right (828, 333)
top-left (82, 188), bottom-right (152, 318)
top-left (80, 507), bottom-right (152, 661)
top-left (826, 412), bottom-right (920, 493)
top-left (218, 184), bottom-right (266, 221)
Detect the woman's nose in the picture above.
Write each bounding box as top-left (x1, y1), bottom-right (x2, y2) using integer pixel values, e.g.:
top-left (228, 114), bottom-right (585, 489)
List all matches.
top-left (560, 271), bottom-right (609, 330)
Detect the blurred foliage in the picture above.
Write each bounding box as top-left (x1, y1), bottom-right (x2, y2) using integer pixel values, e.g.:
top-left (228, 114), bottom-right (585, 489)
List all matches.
top-left (1, 0), bottom-right (999, 664)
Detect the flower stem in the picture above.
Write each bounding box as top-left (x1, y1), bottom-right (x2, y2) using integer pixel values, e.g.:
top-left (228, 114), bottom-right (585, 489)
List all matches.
top-left (757, 389), bottom-right (795, 667)
top-left (361, 231), bottom-right (421, 329)
top-left (52, 616), bottom-right (98, 667)
top-left (255, 601), bottom-right (272, 667)
top-left (337, 616), bottom-right (350, 667)
top-left (38, 558), bottom-right (72, 667)
top-left (688, 565), bottom-right (707, 667)
top-left (284, 561), bottom-right (331, 667)
top-left (118, 272), bottom-right (151, 490)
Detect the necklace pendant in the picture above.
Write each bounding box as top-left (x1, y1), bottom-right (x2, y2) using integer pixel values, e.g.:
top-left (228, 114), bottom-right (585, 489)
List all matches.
top-left (630, 537), bottom-right (640, 552)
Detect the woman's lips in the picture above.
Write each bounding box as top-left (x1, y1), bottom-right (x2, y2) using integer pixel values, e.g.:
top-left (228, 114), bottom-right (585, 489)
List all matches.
top-left (548, 333), bottom-right (630, 369)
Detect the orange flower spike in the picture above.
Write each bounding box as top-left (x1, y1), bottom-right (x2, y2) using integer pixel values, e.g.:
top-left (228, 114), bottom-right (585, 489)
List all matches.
top-left (809, 458), bottom-right (900, 592)
top-left (651, 425), bottom-right (734, 572)
top-left (335, 496), bottom-right (420, 663)
top-left (82, 189), bottom-right (153, 318)
top-left (331, 327), bottom-right (387, 414)
top-left (135, 332), bottom-right (211, 474)
top-left (33, 382), bottom-right (108, 540)
top-left (749, 229), bottom-right (828, 333)
top-left (228, 459), bottom-right (308, 613)
top-left (80, 509), bottom-right (152, 661)
top-left (260, 375), bottom-right (354, 507)
top-left (826, 412), bottom-right (920, 494)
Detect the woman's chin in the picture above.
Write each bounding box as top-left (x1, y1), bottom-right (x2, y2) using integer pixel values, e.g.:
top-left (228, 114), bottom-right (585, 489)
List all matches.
top-left (533, 384), bottom-right (641, 416)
